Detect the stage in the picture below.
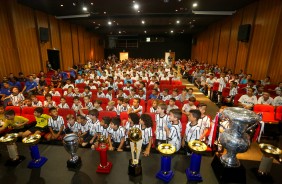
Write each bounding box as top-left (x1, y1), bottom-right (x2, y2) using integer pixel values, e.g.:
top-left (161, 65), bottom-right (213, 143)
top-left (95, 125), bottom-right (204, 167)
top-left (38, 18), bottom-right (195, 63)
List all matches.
top-left (0, 143), bottom-right (281, 184)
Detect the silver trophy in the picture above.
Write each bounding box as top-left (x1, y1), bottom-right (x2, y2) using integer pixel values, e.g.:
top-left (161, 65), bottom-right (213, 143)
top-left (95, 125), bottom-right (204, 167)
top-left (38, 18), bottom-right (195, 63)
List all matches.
top-left (220, 107), bottom-right (260, 167)
top-left (63, 134), bottom-right (81, 169)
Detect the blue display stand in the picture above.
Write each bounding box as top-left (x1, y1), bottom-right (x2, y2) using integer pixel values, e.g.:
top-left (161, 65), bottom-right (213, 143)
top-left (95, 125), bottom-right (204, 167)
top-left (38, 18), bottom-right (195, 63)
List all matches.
top-left (156, 156), bottom-right (174, 182)
top-left (28, 145), bottom-right (48, 168)
top-left (186, 153), bottom-right (203, 182)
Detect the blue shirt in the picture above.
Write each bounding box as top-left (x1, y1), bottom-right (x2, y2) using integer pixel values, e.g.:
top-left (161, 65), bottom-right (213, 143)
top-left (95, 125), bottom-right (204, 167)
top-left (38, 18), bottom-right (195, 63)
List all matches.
top-left (8, 81), bottom-right (22, 90)
top-left (0, 87), bottom-right (11, 96)
top-left (25, 81), bottom-right (37, 91)
top-left (124, 79), bottom-right (133, 84)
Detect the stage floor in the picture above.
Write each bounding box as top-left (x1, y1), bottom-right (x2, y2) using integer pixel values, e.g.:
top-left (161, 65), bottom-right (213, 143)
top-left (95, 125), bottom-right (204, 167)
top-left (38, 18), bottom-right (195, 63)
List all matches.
top-left (0, 143), bottom-right (281, 184)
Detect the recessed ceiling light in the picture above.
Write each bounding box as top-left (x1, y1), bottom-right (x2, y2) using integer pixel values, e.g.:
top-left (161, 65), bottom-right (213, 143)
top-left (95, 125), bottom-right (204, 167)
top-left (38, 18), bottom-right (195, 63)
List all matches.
top-left (193, 3), bottom-right (198, 7)
top-left (170, 30), bottom-right (174, 33)
top-left (144, 30), bottom-right (147, 33)
top-left (91, 3), bottom-right (94, 5)
top-left (93, 22), bottom-right (95, 24)
top-left (104, 12), bottom-right (107, 14)
top-left (82, 6), bottom-right (87, 11)
top-left (133, 3), bottom-right (139, 10)
top-left (175, 10), bottom-right (178, 12)
top-left (193, 19), bottom-right (196, 21)
top-left (176, 20), bottom-right (180, 24)
top-left (141, 20), bottom-right (145, 24)
top-left (138, 10), bottom-right (140, 13)
top-left (60, 4), bottom-right (64, 7)
top-left (98, 24), bottom-right (100, 26)
top-left (119, 31), bottom-right (121, 34)
top-left (108, 21), bottom-right (112, 25)
top-left (73, 3), bottom-right (76, 6)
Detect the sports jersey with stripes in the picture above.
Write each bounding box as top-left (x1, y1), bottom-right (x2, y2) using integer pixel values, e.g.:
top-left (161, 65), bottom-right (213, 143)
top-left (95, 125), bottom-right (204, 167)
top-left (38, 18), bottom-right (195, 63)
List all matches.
top-left (141, 127), bottom-right (152, 145)
top-left (197, 116), bottom-right (211, 138)
top-left (67, 122), bottom-right (79, 133)
top-left (85, 102), bottom-right (94, 110)
top-left (109, 126), bottom-right (125, 143)
top-left (78, 121), bottom-right (90, 133)
top-left (32, 101), bottom-right (43, 107)
top-left (229, 87), bottom-right (238, 97)
top-left (184, 122), bottom-right (200, 142)
top-left (218, 77), bottom-right (226, 92)
top-left (72, 103), bottom-right (83, 112)
top-left (131, 105), bottom-right (143, 115)
top-left (44, 101), bottom-right (56, 108)
top-left (150, 107), bottom-right (157, 113)
top-left (125, 122), bottom-right (141, 139)
top-left (168, 123), bottom-right (181, 151)
top-left (88, 119), bottom-right (100, 136)
top-left (10, 93), bottom-right (25, 106)
top-left (48, 116), bottom-right (65, 131)
top-left (58, 103), bottom-right (70, 109)
top-left (161, 94), bottom-right (171, 101)
top-left (105, 93), bottom-right (113, 100)
top-left (155, 114), bottom-right (169, 140)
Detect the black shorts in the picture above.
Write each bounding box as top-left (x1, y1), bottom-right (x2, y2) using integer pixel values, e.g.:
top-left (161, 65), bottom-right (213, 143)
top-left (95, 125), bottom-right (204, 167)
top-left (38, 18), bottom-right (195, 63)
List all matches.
top-left (112, 142), bottom-right (123, 150)
top-left (142, 143), bottom-right (148, 151)
top-left (29, 126), bottom-right (48, 134)
top-left (10, 127), bottom-right (29, 133)
top-left (80, 132), bottom-right (90, 142)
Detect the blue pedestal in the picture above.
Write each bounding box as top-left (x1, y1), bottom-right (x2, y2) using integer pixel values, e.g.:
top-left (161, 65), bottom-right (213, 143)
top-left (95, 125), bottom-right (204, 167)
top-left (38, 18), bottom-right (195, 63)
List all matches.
top-left (186, 153), bottom-right (203, 182)
top-left (28, 145), bottom-right (48, 168)
top-left (156, 156), bottom-right (174, 182)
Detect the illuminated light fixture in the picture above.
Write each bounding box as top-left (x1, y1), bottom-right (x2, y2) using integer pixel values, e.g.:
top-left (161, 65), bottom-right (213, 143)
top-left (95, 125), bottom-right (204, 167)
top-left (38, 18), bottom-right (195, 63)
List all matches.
top-left (91, 3), bottom-right (94, 5)
top-left (119, 31), bottom-right (121, 34)
top-left (164, 0), bottom-right (169, 3)
top-left (175, 10), bottom-right (178, 12)
top-left (60, 4), bottom-right (64, 7)
top-left (55, 14), bottom-right (90, 19)
top-left (170, 30), bottom-right (174, 33)
top-left (133, 3), bottom-right (139, 10)
top-left (144, 30), bottom-right (147, 33)
top-left (176, 20), bottom-right (180, 24)
top-left (82, 6), bottom-right (87, 11)
top-left (104, 11), bottom-right (107, 14)
top-left (141, 20), bottom-right (145, 24)
top-left (192, 10), bottom-right (236, 15)
top-left (108, 21), bottom-right (112, 25)
top-left (138, 10), bottom-right (140, 13)
top-left (192, 3), bottom-right (198, 7)
top-left (73, 3), bottom-right (76, 6)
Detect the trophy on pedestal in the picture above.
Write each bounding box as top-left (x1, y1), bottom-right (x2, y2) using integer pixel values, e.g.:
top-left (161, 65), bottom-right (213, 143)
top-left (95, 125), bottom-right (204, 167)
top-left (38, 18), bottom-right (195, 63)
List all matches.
top-left (156, 143), bottom-right (176, 182)
top-left (63, 133), bottom-right (81, 169)
top-left (96, 135), bottom-right (112, 173)
top-left (186, 140), bottom-right (207, 182)
top-left (128, 127), bottom-right (143, 176)
top-left (22, 134), bottom-right (47, 168)
top-left (211, 107), bottom-right (260, 184)
top-left (254, 143), bottom-right (282, 181)
top-left (0, 133), bottom-right (25, 166)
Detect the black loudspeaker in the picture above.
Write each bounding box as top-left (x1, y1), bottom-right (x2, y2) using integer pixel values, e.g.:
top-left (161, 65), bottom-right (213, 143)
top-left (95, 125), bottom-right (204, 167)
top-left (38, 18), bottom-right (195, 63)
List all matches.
top-left (192, 37), bottom-right (197, 45)
top-left (237, 24), bottom-right (251, 42)
top-left (39, 27), bottom-right (49, 43)
top-left (98, 39), bottom-right (104, 46)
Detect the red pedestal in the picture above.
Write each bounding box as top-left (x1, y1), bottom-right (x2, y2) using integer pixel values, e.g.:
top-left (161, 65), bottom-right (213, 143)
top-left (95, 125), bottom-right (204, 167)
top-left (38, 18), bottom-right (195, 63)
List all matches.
top-left (96, 145), bottom-right (112, 174)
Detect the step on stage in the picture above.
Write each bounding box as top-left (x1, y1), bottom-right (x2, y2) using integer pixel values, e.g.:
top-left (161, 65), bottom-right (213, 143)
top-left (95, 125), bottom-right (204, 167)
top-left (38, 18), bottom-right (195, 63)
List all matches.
top-left (0, 143), bottom-right (281, 184)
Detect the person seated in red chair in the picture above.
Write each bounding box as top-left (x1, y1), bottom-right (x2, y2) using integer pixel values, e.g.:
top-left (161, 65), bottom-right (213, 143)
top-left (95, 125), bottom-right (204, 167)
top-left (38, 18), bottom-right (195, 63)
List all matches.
top-left (22, 107), bottom-right (51, 138)
top-left (238, 88), bottom-right (257, 110)
top-left (51, 70), bottom-right (62, 88)
top-left (3, 87), bottom-right (25, 107)
top-left (45, 107), bottom-right (65, 141)
top-left (257, 92), bottom-right (274, 105)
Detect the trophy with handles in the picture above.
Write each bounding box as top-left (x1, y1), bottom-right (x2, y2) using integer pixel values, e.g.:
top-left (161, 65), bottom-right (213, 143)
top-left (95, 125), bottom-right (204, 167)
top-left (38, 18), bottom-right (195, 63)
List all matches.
top-left (63, 133), bottom-right (82, 169)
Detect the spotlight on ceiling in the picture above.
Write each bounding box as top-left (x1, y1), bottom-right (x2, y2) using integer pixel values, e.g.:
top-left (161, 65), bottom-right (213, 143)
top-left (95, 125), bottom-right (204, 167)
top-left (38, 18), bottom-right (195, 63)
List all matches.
top-left (192, 3), bottom-right (198, 7)
top-left (141, 20), bottom-right (145, 24)
top-left (82, 6), bottom-right (87, 11)
top-left (164, 0), bottom-right (169, 3)
top-left (144, 30), bottom-right (147, 33)
top-left (170, 30), bottom-right (174, 33)
top-left (60, 4), bottom-right (64, 7)
top-left (133, 3), bottom-right (139, 10)
top-left (192, 10), bottom-right (236, 15)
top-left (108, 21), bottom-right (112, 25)
top-left (176, 20), bottom-right (180, 24)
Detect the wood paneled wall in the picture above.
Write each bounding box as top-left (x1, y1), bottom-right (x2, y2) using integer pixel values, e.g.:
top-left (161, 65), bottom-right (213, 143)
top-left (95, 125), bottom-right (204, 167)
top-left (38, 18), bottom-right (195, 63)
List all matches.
top-left (0, 0), bottom-right (104, 79)
top-left (191, 0), bottom-right (282, 83)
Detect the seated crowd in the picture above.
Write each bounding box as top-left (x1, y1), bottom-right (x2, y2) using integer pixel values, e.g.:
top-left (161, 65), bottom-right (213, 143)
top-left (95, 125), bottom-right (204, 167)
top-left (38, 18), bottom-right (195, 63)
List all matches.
top-left (0, 58), bottom-right (281, 157)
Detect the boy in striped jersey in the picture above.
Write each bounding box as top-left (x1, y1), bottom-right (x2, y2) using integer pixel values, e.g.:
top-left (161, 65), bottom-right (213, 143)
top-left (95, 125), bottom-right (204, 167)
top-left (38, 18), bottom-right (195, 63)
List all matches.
top-left (45, 107), bottom-right (65, 141)
top-left (58, 97), bottom-right (70, 109)
top-left (65, 114), bottom-right (79, 134)
top-left (164, 109), bottom-right (182, 152)
top-left (82, 95), bottom-right (94, 110)
top-left (108, 117), bottom-right (125, 151)
top-left (124, 113), bottom-right (141, 149)
top-left (182, 109), bottom-right (201, 155)
top-left (128, 98), bottom-right (143, 115)
top-left (90, 117), bottom-right (112, 149)
top-left (197, 103), bottom-right (211, 141)
top-left (77, 114), bottom-right (91, 145)
top-left (140, 114), bottom-right (153, 156)
top-left (155, 103), bottom-right (170, 147)
top-left (4, 87), bottom-right (25, 106)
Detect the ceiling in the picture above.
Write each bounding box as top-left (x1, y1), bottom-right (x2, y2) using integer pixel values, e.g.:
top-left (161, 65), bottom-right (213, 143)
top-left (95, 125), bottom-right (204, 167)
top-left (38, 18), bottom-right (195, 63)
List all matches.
top-left (18, 0), bottom-right (257, 36)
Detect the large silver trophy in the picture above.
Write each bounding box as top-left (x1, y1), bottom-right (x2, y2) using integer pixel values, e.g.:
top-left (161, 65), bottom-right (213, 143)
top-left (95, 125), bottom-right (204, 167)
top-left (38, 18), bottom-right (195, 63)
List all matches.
top-left (212, 107), bottom-right (260, 183)
top-left (128, 127), bottom-right (143, 176)
top-left (63, 134), bottom-right (81, 169)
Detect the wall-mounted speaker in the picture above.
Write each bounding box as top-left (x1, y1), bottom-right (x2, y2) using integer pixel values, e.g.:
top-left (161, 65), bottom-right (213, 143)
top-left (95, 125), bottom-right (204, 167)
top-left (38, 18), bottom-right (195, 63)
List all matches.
top-left (237, 24), bottom-right (251, 42)
top-left (39, 27), bottom-right (49, 43)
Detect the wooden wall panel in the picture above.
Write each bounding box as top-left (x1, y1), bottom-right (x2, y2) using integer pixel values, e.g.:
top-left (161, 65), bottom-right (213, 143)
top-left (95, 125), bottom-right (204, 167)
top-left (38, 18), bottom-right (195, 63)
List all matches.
top-left (217, 18), bottom-right (231, 67)
top-left (235, 2), bottom-right (258, 73)
top-left (84, 32), bottom-right (91, 62)
top-left (207, 25), bottom-right (215, 64)
top-left (246, 0), bottom-right (281, 80)
top-left (71, 25), bottom-right (79, 65)
top-left (211, 22), bottom-right (221, 65)
top-left (78, 27), bottom-right (85, 64)
top-left (59, 21), bottom-right (73, 70)
top-left (90, 36), bottom-right (95, 60)
top-left (11, 1), bottom-right (41, 75)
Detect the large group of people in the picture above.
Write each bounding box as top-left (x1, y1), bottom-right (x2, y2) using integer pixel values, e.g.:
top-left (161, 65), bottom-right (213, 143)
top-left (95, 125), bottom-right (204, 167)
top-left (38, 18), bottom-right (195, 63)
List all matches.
top-left (0, 58), bottom-right (281, 158)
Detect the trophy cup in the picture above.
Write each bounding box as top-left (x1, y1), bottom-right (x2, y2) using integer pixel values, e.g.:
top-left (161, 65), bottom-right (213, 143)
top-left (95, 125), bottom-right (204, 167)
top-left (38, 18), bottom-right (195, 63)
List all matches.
top-left (96, 135), bottom-right (112, 173)
top-left (211, 107), bottom-right (260, 183)
top-left (0, 133), bottom-right (25, 166)
top-left (156, 143), bottom-right (176, 182)
top-left (128, 127), bottom-right (143, 176)
top-left (186, 140), bottom-right (207, 182)
top-left (22, 134), bottom-right (47, 168)
top-left (254, 143), bottom-right (282, 181)
top-left (63, 133), bottom-right (81, 169)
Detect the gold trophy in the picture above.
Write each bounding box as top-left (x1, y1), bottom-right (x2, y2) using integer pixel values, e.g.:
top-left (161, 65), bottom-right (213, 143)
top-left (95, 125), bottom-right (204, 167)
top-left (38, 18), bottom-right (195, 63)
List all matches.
top-left (22, 134), bottom-right (48, 168)
top-left (255, 143), bottom-right (282, 181)
top-left (0, 133), bottom-right (25, 166)
top-left (128, 127), bottom-right (143, 176)
top-left (156, 143), bottom-right (176, 182)
top-left (96, 135), bottom-right (112, 173)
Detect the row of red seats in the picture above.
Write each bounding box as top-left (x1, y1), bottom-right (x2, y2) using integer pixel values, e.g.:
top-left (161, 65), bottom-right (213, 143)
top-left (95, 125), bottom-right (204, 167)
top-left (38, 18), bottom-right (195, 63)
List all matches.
top-left (253, 105), bottom-right (282, 123)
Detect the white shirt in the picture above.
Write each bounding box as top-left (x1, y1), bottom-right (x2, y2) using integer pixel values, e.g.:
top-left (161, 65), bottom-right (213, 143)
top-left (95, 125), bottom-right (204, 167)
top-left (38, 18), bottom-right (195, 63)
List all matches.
top-left (155, 114), bottom-right (169, 140)
top-left (184, 122), bottom-right (200, 142)
top-left (161, 94), bottom-right (171, 101)
top-left (63, 84), bottom-right (74, 90)
top-left (257, 96), bottom-right (274, 105)
top-left (109, 126), bottom-right (125, 143)
top-left (182, 104), bottom-right (196, 113)
top-left (97, 92), bottom-right (105, 98)
top-left (78, 121), bottom-right (90, 133)
top-left (273, 96), bottom-right (282, 106)
top-left (72, 103), bottom-right (83, 112)
top-left (105, 93), bottom-right (113, 101)
top-left (84, 102), bottom-right (94, 110)
top-left (150, 107), bottom-right (157, 113)
top-left (167, 105), bottom-right (179, 114)
top-left (218, 77), bottom-right (226, 92)
top-left (58, 103), bottom-right (70, 109)
top-left (44, 101), bottom-right (56, 108)
top-left (131, 105), bottom-right (143, 115)
top-left (142, 127), bottom-right (152, 145)
top-left (9, 93), bottom-right (25, 106)
top-left (238, 95), bottom-right (257, 106)
top-left (197, 116), bottom-right (211, 139)
top-left (48, 116), bottom-right (64, 131)
top-left (67, 122), bottom-right (79, 133)
top-left (168, 123), bottom-right (181, 151)
top-left (32, 101), bottom-right (43, 107)
top-left (229, 87), bottom-right (238, 97)
top-left (49, 91), bottom-right (61, 96)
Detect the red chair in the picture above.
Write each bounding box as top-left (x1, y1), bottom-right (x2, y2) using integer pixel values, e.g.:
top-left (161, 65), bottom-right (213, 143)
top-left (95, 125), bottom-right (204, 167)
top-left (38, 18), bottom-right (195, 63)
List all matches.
top-left (120, 112), bottom-right (129, 126)
top-left (160, 80), bottom-right (170, 85)
top-left (175, 100), bottom-right (183, 109)
top-left (275, 106), bottom-right (282, 121)
top-left (75, 83), bottom-right (86, 89)
top-left (211, 82), bottom-right (219, 92)
top-left (238, 84), bottom-right (247, 88)
top-left (233, 94), bottom-right (242, 107)
top-left (5, 106), bottom-right (21, 115)
top-left (171, 81), bottom-right (182, 85)
top-left (21, 107), bottom-right (36, 123)
top-left (97, 98), bottom-right (110, 108)
top-left (173, 85), bottom-right (186, 91)
top-left (58, 108), bottom-right (75, 127)
top-left (129, 99), bottom-right (145, 113)
top-left (52, 96), bottom-right (61, 105)
top-left (221, 88), bottom-right (230, 103)
top-left (253, 104), bottom-right (278, 124)
top-left (54, 88), bottom-right (63, 96)
top-left (98, 111), bottom-right (117, 121)
top-left (264, 84), bottom-right (277, 91)
top-left (180, 114), bottom-right (188, 136)
top-left (36, 95), bottom-right (45, 104)
top-left (145, 112), bottom-right (157, 148)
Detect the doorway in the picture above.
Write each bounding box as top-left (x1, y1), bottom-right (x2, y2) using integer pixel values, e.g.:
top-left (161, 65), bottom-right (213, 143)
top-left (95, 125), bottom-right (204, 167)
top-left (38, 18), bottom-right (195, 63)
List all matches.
top-left (47, 49), bottom-right (60, 70)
